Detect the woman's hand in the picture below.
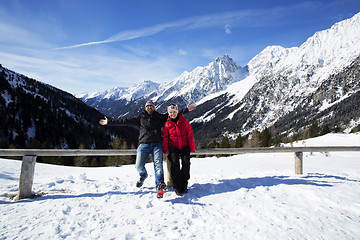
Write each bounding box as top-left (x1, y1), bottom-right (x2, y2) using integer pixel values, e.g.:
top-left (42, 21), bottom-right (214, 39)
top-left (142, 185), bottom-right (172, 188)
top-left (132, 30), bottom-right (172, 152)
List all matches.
top-left (187, 103), bottom-right (196, 111)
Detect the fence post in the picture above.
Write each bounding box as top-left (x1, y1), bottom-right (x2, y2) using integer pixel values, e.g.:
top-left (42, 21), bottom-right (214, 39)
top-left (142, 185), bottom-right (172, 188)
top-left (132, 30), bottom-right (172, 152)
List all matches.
top-left (166, 159), bottom-right (173, 187)
top-left (294, 152), bottom-right (303, 175)
top-left (17, 155), bottom-right (37, 200)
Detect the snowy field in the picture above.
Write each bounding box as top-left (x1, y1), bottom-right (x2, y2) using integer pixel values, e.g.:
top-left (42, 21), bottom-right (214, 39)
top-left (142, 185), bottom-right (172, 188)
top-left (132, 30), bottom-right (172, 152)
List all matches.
top-left (1, 133), bottom-right (360, 240)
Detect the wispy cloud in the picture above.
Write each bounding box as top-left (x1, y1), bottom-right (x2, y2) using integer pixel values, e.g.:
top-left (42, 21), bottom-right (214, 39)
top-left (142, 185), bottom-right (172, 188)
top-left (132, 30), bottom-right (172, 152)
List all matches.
top-left (55, 21), bottom-right (188, 50)
top-left (56, 2), bottom-right (317, 50)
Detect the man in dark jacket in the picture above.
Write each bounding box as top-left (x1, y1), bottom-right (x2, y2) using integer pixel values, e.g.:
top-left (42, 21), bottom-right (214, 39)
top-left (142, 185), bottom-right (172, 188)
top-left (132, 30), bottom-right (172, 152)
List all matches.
top-left (99, 100), bottom-right (195, 196)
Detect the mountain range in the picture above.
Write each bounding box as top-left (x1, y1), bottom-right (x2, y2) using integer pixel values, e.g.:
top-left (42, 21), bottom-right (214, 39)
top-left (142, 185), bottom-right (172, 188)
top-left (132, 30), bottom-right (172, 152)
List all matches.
top-left (76, 54), bottom-right (249, 119)
top-left (77, 12), bottom-right (360, 147)
top-left (1, 13), bottom-right (359, 150)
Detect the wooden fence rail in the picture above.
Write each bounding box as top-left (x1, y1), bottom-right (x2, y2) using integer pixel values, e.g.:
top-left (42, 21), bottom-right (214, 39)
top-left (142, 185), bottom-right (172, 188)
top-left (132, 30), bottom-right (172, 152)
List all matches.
top-left (1, 146), bottom-right (359, 200)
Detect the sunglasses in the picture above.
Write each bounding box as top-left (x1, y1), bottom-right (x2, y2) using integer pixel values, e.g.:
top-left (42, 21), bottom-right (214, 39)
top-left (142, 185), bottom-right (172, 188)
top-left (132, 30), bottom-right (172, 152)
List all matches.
top-left (145, 105), bottom-right (155, 108)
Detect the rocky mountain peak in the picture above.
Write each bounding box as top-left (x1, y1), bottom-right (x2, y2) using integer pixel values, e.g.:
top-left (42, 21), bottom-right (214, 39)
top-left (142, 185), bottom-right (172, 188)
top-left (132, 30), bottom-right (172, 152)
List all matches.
top-left (76, 12), bottom-right (360, 144)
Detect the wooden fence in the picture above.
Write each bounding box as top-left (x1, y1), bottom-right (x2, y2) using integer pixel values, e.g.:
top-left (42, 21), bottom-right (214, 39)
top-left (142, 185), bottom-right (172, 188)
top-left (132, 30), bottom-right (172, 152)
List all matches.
top-left (1, 146), bottom-right (359, 200)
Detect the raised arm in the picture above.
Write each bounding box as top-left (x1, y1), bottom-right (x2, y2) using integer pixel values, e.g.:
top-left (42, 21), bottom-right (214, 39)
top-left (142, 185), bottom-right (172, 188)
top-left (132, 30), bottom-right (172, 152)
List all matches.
top-left (99, 115), bottom-right (140, 128)
top-left (180, 103), bottom-right (196, 115)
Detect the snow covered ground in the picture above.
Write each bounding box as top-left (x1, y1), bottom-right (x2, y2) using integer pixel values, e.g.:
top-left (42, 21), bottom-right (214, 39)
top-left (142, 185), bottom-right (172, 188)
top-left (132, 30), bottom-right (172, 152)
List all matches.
top-left (1, 133), bottom-right (360, 239)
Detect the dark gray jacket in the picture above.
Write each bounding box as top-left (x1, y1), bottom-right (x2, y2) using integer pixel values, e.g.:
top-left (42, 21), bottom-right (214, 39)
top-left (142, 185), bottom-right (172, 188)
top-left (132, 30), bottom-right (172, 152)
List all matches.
top-left (108, 108), bottom-right (188, 144)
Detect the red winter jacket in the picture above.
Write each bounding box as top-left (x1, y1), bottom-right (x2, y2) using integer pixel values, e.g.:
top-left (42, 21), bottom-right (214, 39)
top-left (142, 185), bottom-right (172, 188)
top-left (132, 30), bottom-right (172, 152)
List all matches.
top-left (162, 114), bottom-right (195, 154)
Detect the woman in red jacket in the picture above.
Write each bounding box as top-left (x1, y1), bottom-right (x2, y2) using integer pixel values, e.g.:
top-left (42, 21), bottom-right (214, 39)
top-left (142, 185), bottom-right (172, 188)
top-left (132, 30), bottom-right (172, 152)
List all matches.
top-left (162, 104), bottom-right (195, 195)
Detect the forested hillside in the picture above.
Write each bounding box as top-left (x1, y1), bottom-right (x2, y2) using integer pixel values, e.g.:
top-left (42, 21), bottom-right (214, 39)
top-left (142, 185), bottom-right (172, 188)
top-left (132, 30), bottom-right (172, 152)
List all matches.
top-left (0, 65), bottom-right (138, 166)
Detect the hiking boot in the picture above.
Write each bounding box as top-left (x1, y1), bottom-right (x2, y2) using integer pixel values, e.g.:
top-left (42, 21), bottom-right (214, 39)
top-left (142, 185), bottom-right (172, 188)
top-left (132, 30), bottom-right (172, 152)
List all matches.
top-left (136, 176), bottom-right (147, 188)
top-left (175, 189), bottom-right (183, 196)
top-left (157, 182), bottom-right (166, 191)
top-left (156, 182), bottom-right (167, 198)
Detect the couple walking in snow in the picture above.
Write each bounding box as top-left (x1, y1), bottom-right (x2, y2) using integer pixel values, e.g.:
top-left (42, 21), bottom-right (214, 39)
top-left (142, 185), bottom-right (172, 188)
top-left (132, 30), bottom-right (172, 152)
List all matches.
top-left (99, 100), bottom-right (196, 197)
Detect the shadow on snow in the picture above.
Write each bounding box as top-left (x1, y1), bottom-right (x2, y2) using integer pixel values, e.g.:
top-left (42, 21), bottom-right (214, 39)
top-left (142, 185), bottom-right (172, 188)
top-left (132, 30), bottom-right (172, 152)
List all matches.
top-left (165, 174), bottom-right (337, 205)
top-left (2, 173), bottom-right (359, 205)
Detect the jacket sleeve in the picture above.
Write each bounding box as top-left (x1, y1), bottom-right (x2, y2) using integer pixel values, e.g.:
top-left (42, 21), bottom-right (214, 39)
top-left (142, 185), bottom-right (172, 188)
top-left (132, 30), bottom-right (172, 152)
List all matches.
top-left (186, 120), bottom-right (195, 152)
top-left (162, 124), bottom-right (170, 154)
top-left (107, 115), bottom-right (140, 128)
top-left (179, 108), bottom-right (189, 115)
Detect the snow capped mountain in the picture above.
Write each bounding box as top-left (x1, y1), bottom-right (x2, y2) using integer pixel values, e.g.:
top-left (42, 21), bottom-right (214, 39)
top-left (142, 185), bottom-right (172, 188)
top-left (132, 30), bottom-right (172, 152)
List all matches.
top-left (76, 80), bottom-right (160, 102)
top-left (249, 12), bottom-right (360, 81)
top-left (4, 12), bottom-right (358, 150)
top-left (228, 12), bottom-right (360, 127)
top-left (154, 54), bottom-right (248, 104)
top-left (189, 12), bottom-right (360, 144)
top-left (78, 54), bottom-right (249, 118)
top-left (77, 12), bottom-right (360, 145)
top-left (247, 45), bottom-right (297, 78)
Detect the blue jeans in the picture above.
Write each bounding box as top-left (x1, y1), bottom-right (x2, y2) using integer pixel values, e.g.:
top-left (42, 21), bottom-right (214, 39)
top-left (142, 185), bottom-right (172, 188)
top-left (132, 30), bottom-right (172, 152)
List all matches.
top-left (136, 142), bottom-right (164, 187)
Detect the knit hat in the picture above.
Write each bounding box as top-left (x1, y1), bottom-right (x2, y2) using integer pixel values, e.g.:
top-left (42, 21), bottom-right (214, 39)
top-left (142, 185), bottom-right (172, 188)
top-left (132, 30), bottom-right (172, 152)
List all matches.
top-left (167, 104), bottom-right (178, 113)
top-left (145, 100), bottom-right (155, 107)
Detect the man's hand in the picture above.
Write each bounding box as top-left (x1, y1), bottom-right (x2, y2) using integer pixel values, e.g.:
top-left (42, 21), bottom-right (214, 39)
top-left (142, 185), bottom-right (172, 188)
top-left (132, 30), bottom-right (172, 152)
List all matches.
top-left (187, 103), bottom-right (196, 112)
top-left (99, 116), bottom-right (108, 125)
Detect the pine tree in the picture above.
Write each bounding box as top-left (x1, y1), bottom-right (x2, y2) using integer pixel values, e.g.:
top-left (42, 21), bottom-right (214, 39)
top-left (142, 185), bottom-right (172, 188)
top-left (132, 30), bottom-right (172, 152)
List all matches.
top-left (351, 124), bottom-right (360, 133)
top-left (208, 140), bottom-right (219, 148)
top-left (309, 120), bottom-right (319, 138)
top-left (106, 136), bottom-right (128, 166)
top-left (260, 128), bottom-right (271, 147)
top-left (270, 127), bottom-right (282, 147)
top-left (219, 136), bottom-right (231, 148)
top-left (0, 139), bottom-right (9, 148)
top-left (246, 129), bottom-right (261, 148)
top-left (27, 138), bottom-right (41, 149)
top-left (234, 134), bottom-right (245, 148)
top-left (320, 124), bottom-right (330, 136)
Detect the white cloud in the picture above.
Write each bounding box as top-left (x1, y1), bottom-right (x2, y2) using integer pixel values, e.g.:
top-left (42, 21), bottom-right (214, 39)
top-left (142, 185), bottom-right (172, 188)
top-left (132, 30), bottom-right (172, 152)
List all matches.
top-left (0, 47), bottom-right (191, 94)
top-left (225, 24), bottom-right (231, 34)
top-left (0, 21), bottom-right (51, 48)
top-left (178, 49), bottom-right (187, 55)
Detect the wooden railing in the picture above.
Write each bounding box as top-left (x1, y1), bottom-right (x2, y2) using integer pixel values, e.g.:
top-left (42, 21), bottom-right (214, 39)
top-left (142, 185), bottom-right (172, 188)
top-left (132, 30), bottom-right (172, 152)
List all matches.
top-left (1, 146), bottom-right (359, 200)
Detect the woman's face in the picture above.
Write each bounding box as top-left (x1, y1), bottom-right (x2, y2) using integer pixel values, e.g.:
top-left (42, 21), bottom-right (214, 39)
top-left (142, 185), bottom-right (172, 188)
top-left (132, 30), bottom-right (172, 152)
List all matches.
top-left (168, 110), bottom-right (178, 119)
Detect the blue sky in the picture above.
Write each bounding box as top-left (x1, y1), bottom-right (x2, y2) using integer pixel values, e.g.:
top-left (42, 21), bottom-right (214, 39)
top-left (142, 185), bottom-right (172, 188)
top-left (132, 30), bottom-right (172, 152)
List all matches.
top-left (0, 0), bottom-right (359, 95)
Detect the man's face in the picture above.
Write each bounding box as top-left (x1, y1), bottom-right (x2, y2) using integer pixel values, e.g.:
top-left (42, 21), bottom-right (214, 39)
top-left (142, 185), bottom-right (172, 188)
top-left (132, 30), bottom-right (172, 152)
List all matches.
top-left (145, 104), bottom-right (155, 115)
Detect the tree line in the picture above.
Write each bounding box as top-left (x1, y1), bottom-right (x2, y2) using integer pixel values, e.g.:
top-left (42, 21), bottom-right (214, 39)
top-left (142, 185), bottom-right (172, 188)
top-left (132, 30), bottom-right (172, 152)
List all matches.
top-left (205, 120), bottom-right (359, 149)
